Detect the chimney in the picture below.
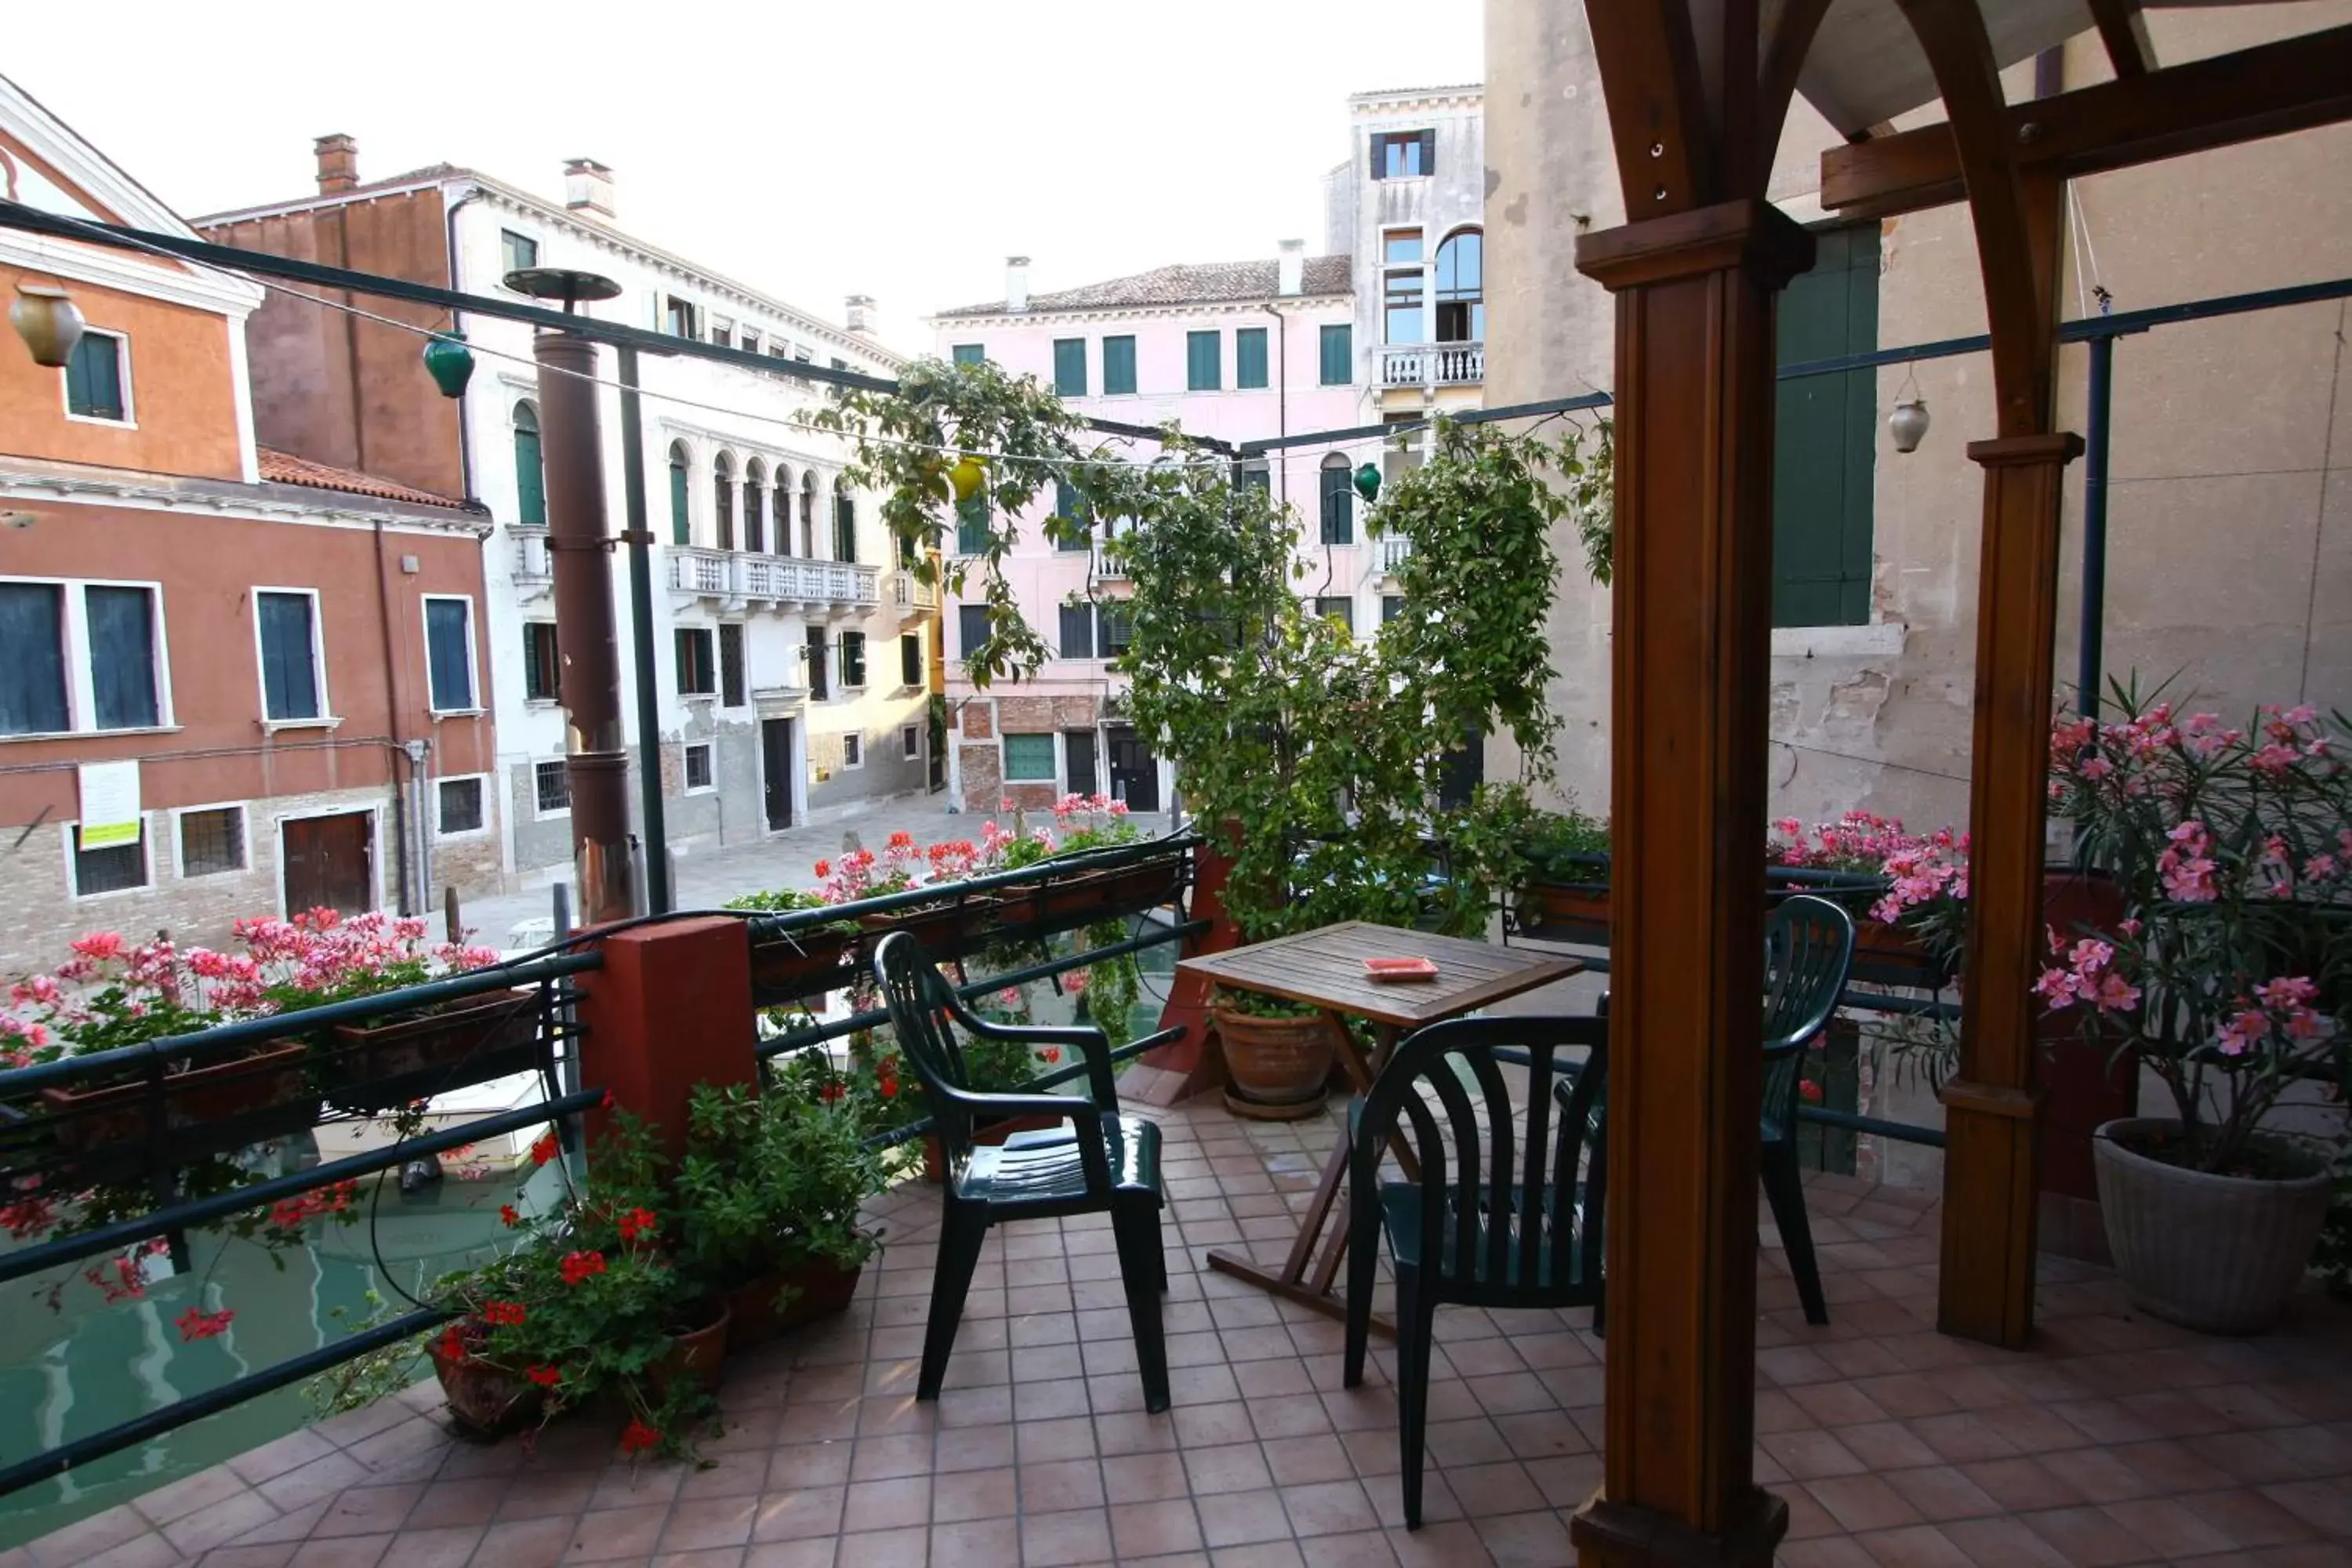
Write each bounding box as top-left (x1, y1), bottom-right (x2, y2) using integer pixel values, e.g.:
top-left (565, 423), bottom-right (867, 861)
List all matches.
top-left (844, 294), bottom-right (875, 335)
top-left (564, 158), bottom-right (616, 222)
top-left (314, 134), bottom-right (358, 194)
top-left (1005, 256), bottom-right (1031, 313)
top-left (1277, 239), bottom-right (1305, 297)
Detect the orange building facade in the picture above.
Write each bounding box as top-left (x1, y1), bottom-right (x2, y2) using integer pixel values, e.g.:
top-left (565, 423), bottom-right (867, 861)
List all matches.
top-left (0, 76), bottom-right (498, 973)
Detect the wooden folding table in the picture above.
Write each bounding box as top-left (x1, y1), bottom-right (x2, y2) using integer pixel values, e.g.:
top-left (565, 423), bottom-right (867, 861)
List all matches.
top-left (1179, 921), bottom-right (1581, 1334)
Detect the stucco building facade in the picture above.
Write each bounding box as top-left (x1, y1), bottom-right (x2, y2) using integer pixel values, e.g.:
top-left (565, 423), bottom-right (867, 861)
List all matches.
top-left (0, 77), bottom-right (495, 972)
top-left (927, 86), bottom-right (1493, 815)
top-left (1485, 1), bottom-right (2352, 836)
top-left (201, 146), bottom-right (937, 895)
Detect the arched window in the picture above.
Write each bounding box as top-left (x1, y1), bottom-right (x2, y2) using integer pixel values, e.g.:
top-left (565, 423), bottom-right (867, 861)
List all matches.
top-left (713, 452), bottom-right (735, 550)
top-left (513, 401), bottom-right (545, 526)
top-left (833, 491), bottom-right (857, 564)
top-left (1434, 228), bottom-right (1484, 343)
top-left (667, 441), bottom-right (691, 546)
top-left (800, 471), bottom-right (818, 558)
top-left (742, 458), bottom-right (767, 554)
top-left (1319, 454), bottom-right (1354, 546)
top-left (772, 465), bottom-right (793, 556)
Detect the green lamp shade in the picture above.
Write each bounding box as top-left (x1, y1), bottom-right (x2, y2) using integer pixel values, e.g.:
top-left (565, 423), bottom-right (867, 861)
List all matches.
top-left (1352, 462), bottom-right (1381, 503)
top-left (423, 332), bottom-right (476, 398)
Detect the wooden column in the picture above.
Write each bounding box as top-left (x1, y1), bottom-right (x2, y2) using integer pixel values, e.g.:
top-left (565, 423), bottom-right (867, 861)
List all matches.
top-left (1570, 199), bottom-right (1813, 1568)
top-left (1936, 431), bottom-right (2080, 1345)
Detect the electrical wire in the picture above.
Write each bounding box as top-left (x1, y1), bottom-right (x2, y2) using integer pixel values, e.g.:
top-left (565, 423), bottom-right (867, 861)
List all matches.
top-left (18, 208), bottom-right (1226, 473)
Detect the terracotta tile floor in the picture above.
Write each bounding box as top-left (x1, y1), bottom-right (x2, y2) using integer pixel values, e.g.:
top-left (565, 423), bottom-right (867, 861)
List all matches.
top-left (13, 1092), bottom-right (2350, 1568)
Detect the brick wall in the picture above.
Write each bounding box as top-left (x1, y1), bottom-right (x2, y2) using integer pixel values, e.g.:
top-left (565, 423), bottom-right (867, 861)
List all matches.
top-left (959, 744), bottom-right (1002, 812)
top-left (961, 702), bottom-right (995, 740)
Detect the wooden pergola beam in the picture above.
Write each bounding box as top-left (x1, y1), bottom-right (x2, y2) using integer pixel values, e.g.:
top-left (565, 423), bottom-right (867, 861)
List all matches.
top-left (2086, 0), bottom-right (2153, 78)
top-left (1820, 22), bottom-right (2352, 219)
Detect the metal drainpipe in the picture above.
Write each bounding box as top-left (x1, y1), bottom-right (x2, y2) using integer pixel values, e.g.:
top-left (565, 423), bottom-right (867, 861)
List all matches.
top-left (442, 187), bottom-right (479, 500)
top-left (371, 518), bottom-right (413, 916)
top-left (536, 329), bottom-right (635, 925)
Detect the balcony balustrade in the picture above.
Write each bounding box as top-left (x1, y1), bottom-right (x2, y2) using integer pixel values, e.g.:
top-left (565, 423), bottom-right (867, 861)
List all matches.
top-left (1379, 534), bottom-right (1414, 576)
top-left (1377, 340), bottom-right (1485, 387)
top-left (510, 525), bottom-right (552, 601)
top-left (666, 547), bottom-right (879, 615)
top-left (1091, 539), bottom-right (1129, 580)
top-left (890, 569), bottom-right (939, 612)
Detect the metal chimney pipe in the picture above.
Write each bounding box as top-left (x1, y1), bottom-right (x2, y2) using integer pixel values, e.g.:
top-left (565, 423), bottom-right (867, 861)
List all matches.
top-left (535, 329), bottom-right (636, 925)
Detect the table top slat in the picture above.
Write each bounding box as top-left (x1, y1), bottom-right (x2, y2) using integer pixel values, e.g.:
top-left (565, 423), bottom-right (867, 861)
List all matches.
top-left (1177, 921), bottom-right (1581, 1027)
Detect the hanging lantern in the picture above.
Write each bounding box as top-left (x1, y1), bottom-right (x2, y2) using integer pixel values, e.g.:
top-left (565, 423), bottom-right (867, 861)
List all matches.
top-left (10, 283), bottom-right (85, 368)
top-left (947, 455), bottom-right (986, 503)
top-left (1352, 461), bottom-right (1381, 503)
top-left (421, 332), bottom-right (476, 399)
top-left (1889, 397), bottom-right (1930, 454)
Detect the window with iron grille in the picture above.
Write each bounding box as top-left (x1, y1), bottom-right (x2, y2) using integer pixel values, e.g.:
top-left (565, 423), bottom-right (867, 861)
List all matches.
top-left (675, 627), bottom-right (716, 695)
top-left (1002, 732), bottom-right (1056, 782)
top-left (179, 807), bottom-right (246, 876)
top-left (841, 732), bottom-right (863, 768)
top-left (684, 743), bottom-right (714, 790)
top-left (436, 779), bottom-right (484, 836)
top-left (902, 724), bottom-right (921, 760)
top-left (524, 622), bottom-right (560, 702)
top-left (73, 823), bottom-right (147, 895)
top-left (535, 760), bottom-right (571, 814)
top-left (719, 623), bottom-right (746, 707)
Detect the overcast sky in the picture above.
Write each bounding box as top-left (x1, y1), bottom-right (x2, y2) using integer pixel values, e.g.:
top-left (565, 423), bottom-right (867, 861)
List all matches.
top-left (22, 0), bottom-right (1483, 355)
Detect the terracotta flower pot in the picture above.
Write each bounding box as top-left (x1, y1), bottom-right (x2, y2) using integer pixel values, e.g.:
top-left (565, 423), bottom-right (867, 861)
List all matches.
top-left (324, 989), bottom-right (539, 1112)
top-left (426, 1331), bottom-right (542, 1438)
top-left (2093, 1118), bottom-right (2333, 1334)
top-left (1214, 1004), bottom-right (1334, 1120)
top-left (648, 1302), bottom-right (731, 1399)
top-left (40, 1040), bottom-right (318, 1167)
top-left (720, 1257), bottom-right (865, 1352)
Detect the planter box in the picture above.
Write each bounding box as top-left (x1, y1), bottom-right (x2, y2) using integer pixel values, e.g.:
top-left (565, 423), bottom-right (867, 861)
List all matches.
top-left (40, 1040), bottom-right (318, 1174)
top-left (862, 898), bottom-right (1000, 965)
top-left (720, 1257), bottom-right (865, 1352)
top-left (748, 926), bottom-right (862, 1004)
top-left (323, 989), bottom-right (540, 1112)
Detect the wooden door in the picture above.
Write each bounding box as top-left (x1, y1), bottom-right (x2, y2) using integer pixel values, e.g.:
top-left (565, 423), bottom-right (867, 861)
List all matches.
top-left (282, 811), bottom-right (372, 917)
top-left (761, 719), bottom-right (794, 831)
top-left (1064, 728), bottom-right (1099, 798)
top-left (1104, 726), bottom-right (1160, 812)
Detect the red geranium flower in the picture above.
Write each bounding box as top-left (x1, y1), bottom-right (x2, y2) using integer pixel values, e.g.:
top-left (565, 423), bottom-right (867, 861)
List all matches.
top-left (560, 1250), bottom-right (607, 1287)
top-left (619, 1418), bottom-right (662, 1455)
top-left (175, 1307), bottom-right (234, 1341)
top-left (482, 1299), bottom-right (527, 1327)
top-left (1798, 1080), bottom-right (1824, 1104)
top-left (529, 1133), bottom-right (559, 1167)
top-left (499, 1203), bottom-right (522, 1228)
top-left (819, 1080), bottom-right (844, 1104)
top-left (1040, 1047), bottom-right (1061, 1065)
top-left (437, 1325), bottom-right (469, 1364)
top-left (525, 1363), bottom-right (562, 1387)
top-left (617, 1207), bottom-right (658, 1243)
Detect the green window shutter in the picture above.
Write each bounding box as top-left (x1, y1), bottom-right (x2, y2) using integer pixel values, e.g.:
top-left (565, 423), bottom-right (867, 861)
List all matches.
top-left (1002, 732), bottom-right (1057, 781)
top-left (1053, 339), bottom-right (1087, 396)
top-left (67, 334), bottom-right (125, 419)
top-left (1186, 331), bottom-right (1220, 391)
top-left (1236, 328), bottom-right (1269, 389)
top-left (1319, 462), bottom-right (1353, 544)
top-left (951, 343), bottom-right (985, 367)
top-left (834, 495), bottom-right (858, 563)
top-left (513, 408), bottom-right (546, 526)
top-left (1770, 224), bottom-right (1879, 628)
top-left (1319, 324), bottom-right (1352, 387)
top-left (668, 452), bottom-right (691, 545)
top-left (956, 494), bottom-right (992, 555)
top-left (900, 633), bottom-right (923, 688)
top-left (1102, 336), bottom-right (1137, 395)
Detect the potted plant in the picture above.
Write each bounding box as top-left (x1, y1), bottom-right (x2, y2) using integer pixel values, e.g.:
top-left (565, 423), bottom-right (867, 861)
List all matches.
top-left (2042, 694), bottom-right (2350, 1332)
top-left (666, 1076), bottom-right (886, 1349)
top-left (312, 1114), bottom-right (722, 1456)
top-left (731, 887), bottom-right (864, 1003)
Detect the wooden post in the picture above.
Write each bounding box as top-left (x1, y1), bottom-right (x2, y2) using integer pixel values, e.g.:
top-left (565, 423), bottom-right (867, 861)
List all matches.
top-left (1570, 199), bottom-right (1813, 1568)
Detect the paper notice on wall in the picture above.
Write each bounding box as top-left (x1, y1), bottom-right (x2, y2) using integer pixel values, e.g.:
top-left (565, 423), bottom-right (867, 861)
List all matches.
top-left (78, 760), bottom-right (141, 848)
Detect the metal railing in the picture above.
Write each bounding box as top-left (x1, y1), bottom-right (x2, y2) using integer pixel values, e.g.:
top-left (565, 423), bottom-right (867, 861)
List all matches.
top-left (510, 526), bottom-right (552, 595)
top-left (666, 547), bottom-right (880, 609)
top-left (0, 950), bottom-right (605, 1498)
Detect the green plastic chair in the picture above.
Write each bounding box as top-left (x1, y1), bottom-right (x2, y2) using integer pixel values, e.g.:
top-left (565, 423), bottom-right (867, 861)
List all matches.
top-left (870, 931), bottom-right (1171, 1413)
top-left (1341, 1014), bottom-right (1609, 1529)
top-left (1761, 894), bottom-right (1857, 1326)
